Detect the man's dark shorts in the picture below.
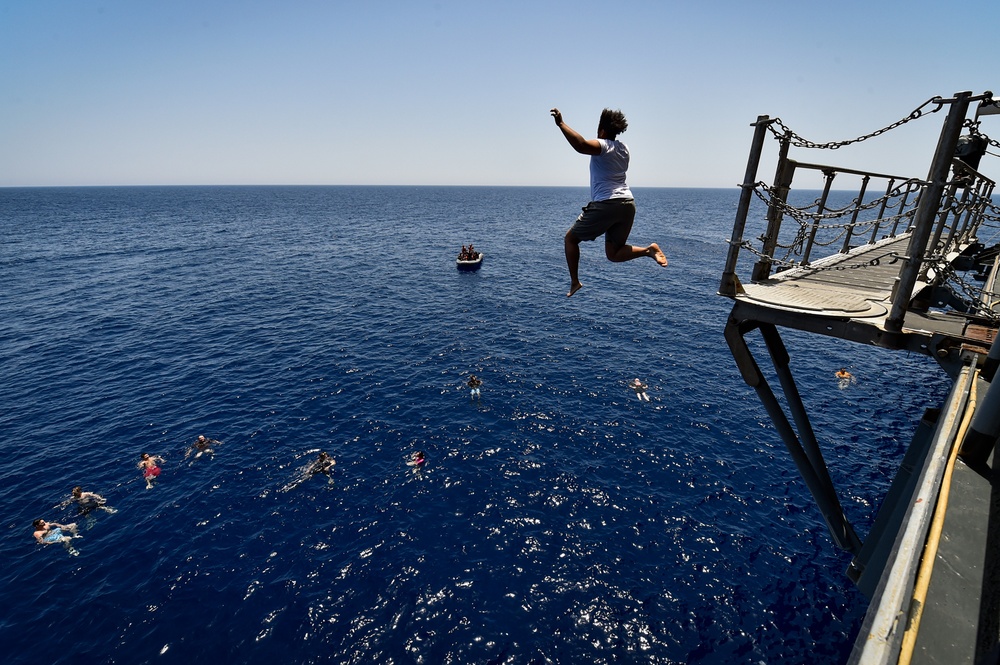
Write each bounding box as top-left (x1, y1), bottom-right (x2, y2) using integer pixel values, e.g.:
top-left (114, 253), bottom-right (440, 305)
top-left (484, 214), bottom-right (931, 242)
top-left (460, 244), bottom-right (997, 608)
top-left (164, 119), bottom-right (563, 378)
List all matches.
top-left (570, 198), bottom-right (636, 244)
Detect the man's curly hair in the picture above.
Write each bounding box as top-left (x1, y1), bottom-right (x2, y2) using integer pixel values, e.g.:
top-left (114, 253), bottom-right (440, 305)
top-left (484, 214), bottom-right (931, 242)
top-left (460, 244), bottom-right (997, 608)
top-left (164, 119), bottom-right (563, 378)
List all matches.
top-left (599, 109), bottom-right (628, 138)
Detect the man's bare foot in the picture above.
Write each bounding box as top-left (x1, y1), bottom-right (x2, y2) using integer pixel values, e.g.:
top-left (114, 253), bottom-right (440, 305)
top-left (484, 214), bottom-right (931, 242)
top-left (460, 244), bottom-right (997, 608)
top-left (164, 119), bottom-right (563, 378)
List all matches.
top-left (567, 281), bottom-right (583, 297)
top-left (648, 243), bottom-right (668, 267)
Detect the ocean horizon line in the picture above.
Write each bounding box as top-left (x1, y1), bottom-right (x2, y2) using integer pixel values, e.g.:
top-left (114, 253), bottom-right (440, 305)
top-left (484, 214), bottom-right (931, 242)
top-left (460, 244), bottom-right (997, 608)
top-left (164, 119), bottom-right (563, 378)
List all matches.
top-left (0, 183), bottom-right (739, 191)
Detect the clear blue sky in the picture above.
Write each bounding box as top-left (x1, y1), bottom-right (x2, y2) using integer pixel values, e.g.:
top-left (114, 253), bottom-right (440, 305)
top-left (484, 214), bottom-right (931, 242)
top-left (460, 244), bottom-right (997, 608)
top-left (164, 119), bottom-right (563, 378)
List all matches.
top-left (2, 0), bottom-right (998, 188)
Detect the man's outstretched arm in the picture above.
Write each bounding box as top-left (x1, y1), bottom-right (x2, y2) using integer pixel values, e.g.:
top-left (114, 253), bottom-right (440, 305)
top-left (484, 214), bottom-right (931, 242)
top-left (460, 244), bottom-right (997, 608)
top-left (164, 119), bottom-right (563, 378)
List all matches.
top-left (550, 108), bottom-right (601, 156)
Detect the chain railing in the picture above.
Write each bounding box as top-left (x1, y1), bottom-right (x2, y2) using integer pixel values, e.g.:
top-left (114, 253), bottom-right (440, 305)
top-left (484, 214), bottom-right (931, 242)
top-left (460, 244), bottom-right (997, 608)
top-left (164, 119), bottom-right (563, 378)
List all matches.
top-left (767, 96), bottom-right (947, 149)
top-left (721, 93), bottom-right (998, 333)
top-left (747, 161), bottom-right (924, 279)
top-left (929, 260), bottom-right (1000, 323)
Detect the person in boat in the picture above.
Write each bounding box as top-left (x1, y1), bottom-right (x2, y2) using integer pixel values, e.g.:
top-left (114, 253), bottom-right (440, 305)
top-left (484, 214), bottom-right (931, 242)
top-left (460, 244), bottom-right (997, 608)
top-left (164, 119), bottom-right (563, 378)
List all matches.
top-left (459, 245), bottom-right (480, 262)
top-left (138, 452), bottom-right (164, 489)
top-left (467, 374), bottom-right (482, 399)
top-left (308, 451), bottom-right (335, 477)
top-left (69, 486), bottom-right (116, 515)
top-left (630, 378), bottom-right (650, 402)
top-left (550, 107), bottom-right (668, 297)
top-left (407, 451), bottom-right (426, 469)
top-left (185, 434), bottom-right (220, 460)
top-left (33, 519), bottom-right (80, 555)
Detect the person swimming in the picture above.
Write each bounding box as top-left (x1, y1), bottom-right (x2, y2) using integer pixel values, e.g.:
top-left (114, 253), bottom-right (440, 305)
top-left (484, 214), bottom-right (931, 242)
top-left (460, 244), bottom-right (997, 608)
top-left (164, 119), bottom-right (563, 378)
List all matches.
top-left (185, 435), bottom-right (220, 460)
top-left (32, 519), bottom-right (80, 555)
top-left (407, 451), bottom-right (426, 470)
top-left (309, 451), bottom-right (335, 477)
top-left (279, 451), bottom-right (336, 492)
top-left (835, 367), bottom-right (856, 389)
top-left (467, 375), bottom-right (482, 399)
top-left (138, 453), bottom-right (164, 489)
top-left (630, 378), bottom-right (650, 401)
top-left (70, 486), bottom-right (116, 515)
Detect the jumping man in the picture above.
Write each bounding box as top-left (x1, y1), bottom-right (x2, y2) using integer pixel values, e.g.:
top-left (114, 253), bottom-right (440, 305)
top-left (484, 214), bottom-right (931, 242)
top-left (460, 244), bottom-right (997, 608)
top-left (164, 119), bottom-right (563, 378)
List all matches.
top-left (550, 107), bottom-right (667, 297)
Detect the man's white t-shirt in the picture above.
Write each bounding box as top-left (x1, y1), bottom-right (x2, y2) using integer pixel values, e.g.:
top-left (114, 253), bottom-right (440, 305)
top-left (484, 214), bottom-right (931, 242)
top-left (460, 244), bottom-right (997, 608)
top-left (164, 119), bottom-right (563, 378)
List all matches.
top-left (590, 138), bottom-right (632, 202)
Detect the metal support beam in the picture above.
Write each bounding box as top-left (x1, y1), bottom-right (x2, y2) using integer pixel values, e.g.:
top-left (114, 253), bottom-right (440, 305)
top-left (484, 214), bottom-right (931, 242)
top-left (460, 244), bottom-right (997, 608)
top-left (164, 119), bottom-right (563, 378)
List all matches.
top-left (725, 315), bottom-right (863, 553)
top-left (843, 175), bottom-right (871, 252)
top-left (752, 135), bottom-right (794, 282)
top-left (721, 116), bottom-right (772, 297)
top-left (887, 92), bottom-right (974, 332)
top-left (802, 170), bottom-right (836, 266)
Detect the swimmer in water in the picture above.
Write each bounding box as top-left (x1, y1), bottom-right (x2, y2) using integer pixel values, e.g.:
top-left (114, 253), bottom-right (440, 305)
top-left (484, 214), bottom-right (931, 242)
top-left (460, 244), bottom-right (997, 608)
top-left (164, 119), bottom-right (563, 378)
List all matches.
top-left (407, 451), bottom-right (426, 470)
top-left (467, 375), bottom-right (482, 399)
top-left (630, 378), bottom-right (650, 401)
top-left (32, 519), bottom-right (81, 555)
top-left (138, 453), bottom-right (164, 489)
top-left (185, 435), bottom-right (221, 460)
top-left (835, 367), bottom-right (856, 389)
top-left (69, 486), bottom-right (117, 515)
top-left (279, 451), bottom-right (336, 492)
top-left (309, 452), bottom-right (336, 480)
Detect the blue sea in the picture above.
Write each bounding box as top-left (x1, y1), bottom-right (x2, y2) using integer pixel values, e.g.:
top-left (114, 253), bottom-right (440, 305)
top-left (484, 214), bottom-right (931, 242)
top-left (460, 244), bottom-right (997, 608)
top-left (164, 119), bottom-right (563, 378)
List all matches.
top-left (0, 186), bottom-right (951, 664)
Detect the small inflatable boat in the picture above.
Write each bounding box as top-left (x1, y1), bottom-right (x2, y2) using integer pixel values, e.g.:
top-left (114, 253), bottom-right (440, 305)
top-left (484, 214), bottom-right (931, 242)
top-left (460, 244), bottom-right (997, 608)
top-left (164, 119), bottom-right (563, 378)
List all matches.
top-left (457, 253), bottom-right (483, 271)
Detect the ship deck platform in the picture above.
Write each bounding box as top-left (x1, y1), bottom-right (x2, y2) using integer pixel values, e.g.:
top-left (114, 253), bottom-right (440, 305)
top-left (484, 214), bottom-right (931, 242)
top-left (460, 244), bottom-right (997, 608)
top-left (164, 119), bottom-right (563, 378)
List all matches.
top-left (728, 232), bottom-right (995, 359)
